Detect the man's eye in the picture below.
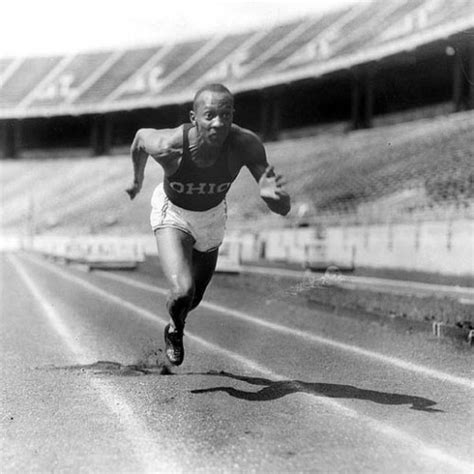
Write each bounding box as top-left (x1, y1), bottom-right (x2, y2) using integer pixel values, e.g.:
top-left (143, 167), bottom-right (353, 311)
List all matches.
top-left (204, 113), bottom-right (213, 119)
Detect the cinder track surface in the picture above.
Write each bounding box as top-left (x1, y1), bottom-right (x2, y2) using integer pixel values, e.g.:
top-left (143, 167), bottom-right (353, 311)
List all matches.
top-left (1, 252), bottom-right (473, 473)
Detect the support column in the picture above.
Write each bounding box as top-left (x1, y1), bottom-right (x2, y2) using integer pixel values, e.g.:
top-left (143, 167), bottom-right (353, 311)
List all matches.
top-left (350, 65), bottom-right (375, 130)
top-left (259, 93), bottom-right (271, 139)
top-left (90, 114), bottom-right (113, 156)
top-left (351, 73), bottom-right (362, 130)
top-left (363, 68), bottom-right (374, 128)
top-left (90, 115), bottom-right (101, 156)
top-left (269, 95), bottom-right (281, 142)
top-left (452, 47), bottom-right (464, 112)
top-left (1, 120), bottom-right (21, 158)
top-left (466, 40), bottom-right (474, 110)
top-left (103, 114), bottom-right (113, 156)
top-left (259, 92), bottom-right (281, 141)
top-left (452, 42), bottom-right (474, 112)
top-left (0, 122), bottom-right (6, 159)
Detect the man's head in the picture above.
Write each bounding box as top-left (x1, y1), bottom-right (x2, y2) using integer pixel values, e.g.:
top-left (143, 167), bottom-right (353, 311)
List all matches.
top-left (190, 84), bottom-right (234, 147)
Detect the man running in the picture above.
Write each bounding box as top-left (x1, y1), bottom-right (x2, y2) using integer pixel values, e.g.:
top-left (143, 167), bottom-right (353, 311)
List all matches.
top-left (126, 83), bottom-right (290, 366)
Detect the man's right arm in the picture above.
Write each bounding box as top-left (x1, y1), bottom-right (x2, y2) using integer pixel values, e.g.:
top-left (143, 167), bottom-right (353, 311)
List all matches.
top-left (126, 129), bottom-right (150, 199)
top-left (126, 128), bottom-right (180, 200)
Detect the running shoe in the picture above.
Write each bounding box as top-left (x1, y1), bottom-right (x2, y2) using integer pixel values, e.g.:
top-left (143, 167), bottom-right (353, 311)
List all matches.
top-left (164, 324), bottom-right (185, 366)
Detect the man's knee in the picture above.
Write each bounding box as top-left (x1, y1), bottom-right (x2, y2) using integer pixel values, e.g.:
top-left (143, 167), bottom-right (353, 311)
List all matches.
top-left (168, 284), bottom-right (195, 307)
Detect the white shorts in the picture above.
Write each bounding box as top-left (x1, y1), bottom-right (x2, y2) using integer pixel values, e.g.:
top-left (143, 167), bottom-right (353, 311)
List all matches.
top-left (150, 183), bottom-right (227, 252)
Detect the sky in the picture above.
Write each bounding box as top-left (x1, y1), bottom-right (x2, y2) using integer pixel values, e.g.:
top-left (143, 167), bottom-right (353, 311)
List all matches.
top-left (0, 0), bottom-right (364, 58)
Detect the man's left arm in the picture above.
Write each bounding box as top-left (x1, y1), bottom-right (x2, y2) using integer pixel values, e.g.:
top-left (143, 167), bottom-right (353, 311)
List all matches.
top-left (245, 135), bottom-right (291, 216)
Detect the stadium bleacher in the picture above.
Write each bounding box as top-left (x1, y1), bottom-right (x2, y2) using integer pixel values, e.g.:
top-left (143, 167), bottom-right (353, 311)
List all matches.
top-left (239, 19), bottom-right (306, 71)
top-left (28, 51), bottom-right (116, 108)
top-left (1, 110), bottom-right (472, 235)
top-left (0, 58), bottom-right (15, 77)
top-left (161, 32), bottom-right (252, 95)
top-left (72, 47), bottom-right (163, 105)
top-left (335, 0), bottom-right (427, 56)
top-left (259, 1), bottom-right (405, 76)
top-left (0, 0), bottom-right (471, 119)
top-left (244, 9), bottom-right (349, 78)
top-left (0, 56), bottom-right (63, 108)
top-left (228, 109), bottom-right (473, 225)
top-left (377, 0), bottom-right (454, 43)
top-left (114, 39), bottom-right (209, 103)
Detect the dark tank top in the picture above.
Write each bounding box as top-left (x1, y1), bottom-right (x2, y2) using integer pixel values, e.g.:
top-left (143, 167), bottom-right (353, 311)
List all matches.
top-left (163, 124), bottom-right (234, 211)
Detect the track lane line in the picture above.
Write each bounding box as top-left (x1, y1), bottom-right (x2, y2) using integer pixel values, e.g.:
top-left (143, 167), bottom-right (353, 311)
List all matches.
top-left (98, 270), bottom-right (474, 391)
top-left (7, 254), bottom-right (184, 474)
top-left (19, 252), bottom-right (474, 473)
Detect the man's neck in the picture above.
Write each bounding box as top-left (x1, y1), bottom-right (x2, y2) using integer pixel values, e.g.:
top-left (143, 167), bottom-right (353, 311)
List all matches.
top-left (188, 128), bottom-right (223, 163)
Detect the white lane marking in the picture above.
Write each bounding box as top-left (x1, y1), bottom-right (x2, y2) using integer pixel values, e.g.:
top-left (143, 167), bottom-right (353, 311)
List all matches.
top-left (8, 254), bottom-right (87, 363)
top-left (99, 271), bottom-right (474, 391)
top-left (20, 253), bottom-right (474, 472)
top-left (7, 254), bottom-right (183, 474)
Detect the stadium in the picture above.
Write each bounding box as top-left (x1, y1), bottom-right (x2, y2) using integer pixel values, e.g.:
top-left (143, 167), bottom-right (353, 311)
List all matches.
top-left (1, 0), bottom-right (474, 472)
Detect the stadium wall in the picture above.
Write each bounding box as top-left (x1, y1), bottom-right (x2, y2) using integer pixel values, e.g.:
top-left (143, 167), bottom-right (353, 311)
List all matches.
top-left (238, 218), bottom-right (473, 277)
top-left (326, 219), bottom-right (473, 276)
top-left (2, 218), bottom-right (471, 278)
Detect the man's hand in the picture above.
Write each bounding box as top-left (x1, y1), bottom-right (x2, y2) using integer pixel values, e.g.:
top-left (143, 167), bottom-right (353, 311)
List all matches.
top-left (259, 165), bottom-right (286, 199)
top-left (125, 180), bottom-right (142, 200)
top-left (259, 165), bottom-right (291, 216)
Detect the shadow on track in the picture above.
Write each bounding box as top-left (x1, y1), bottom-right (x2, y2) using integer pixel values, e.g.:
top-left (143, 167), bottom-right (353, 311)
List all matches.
top-left (190, 371), bottom-right (442, 412)
top-left (40, 363), bottom-right (440, 412)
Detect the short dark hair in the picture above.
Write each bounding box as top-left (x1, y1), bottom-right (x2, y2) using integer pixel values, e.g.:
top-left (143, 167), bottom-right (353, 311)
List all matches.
top-left (193, 83), bottom-right (233, 110)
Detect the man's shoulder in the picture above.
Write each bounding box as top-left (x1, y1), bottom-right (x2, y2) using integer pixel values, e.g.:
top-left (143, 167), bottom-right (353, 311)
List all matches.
top-left (139, 125), bottom-right (183, 145)
top-left (229, 124), bottom-right (263, 150)
top-left (136, 125), bottom-right (184, 153)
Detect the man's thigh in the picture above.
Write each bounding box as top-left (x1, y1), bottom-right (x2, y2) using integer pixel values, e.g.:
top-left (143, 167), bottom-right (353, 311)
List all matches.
top-left (154, 227), bottom-right (195, 288)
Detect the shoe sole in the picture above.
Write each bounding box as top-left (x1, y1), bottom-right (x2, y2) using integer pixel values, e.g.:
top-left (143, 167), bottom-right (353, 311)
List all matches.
top-left (164, 324), bottom-right (184, 366)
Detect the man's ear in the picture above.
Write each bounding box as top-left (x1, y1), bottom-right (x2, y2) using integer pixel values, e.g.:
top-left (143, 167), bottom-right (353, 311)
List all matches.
top-left (189, 110), bottom-right (196, 125)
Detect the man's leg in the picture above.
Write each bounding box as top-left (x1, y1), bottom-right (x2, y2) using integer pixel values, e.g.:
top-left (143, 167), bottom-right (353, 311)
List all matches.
top-left (154, 227), bottom-right (195, 365)
top-left (189, 248), bottom-right (219, 311)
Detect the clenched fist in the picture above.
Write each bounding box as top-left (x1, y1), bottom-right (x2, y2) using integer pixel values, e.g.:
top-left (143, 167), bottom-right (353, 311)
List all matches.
top-left (125, 181), bottom-right (141, 200)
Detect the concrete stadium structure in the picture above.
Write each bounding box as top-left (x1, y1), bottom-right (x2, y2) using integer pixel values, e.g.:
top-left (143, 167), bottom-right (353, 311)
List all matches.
top-left (1, 0), bottom-right (473, 279)
top-left (0, 0), bottom-right (473, 158)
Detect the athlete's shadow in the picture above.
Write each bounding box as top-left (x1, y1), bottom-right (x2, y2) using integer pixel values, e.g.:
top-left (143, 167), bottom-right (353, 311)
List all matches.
top-left (191, 370), bottom-right (442, 412)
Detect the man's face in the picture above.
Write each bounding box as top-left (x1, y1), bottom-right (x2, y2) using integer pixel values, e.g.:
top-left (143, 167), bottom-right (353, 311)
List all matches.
top-left (190, 91), bottom-right (234, 147)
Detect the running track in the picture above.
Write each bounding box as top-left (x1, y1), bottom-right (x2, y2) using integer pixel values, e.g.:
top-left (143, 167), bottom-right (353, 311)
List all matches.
top-left (1, 252), bottom-right (473, 473)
